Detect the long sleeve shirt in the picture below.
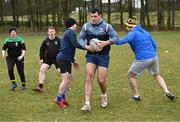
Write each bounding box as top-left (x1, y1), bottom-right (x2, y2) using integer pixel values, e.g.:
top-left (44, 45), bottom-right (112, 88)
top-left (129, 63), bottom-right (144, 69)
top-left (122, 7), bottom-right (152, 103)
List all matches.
top-left (79, 19), bottom-right (119, 55)
top-left (40, 36), bottom-right (60, 60)
top-left (56, 28), bottom-right (83, 62)
top-left (116, 25), bottom-right (157, 60)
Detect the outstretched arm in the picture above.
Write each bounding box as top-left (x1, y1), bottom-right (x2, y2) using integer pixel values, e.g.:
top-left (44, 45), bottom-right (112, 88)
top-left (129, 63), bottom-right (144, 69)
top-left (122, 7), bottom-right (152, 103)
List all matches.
top-left (116, 32), bottom-right (135, 45)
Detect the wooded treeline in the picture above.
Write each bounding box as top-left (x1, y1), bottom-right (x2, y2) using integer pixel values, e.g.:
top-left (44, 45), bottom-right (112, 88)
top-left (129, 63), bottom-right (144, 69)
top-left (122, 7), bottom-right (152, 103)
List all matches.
top-left (0, 0), bottom-right (179, 31)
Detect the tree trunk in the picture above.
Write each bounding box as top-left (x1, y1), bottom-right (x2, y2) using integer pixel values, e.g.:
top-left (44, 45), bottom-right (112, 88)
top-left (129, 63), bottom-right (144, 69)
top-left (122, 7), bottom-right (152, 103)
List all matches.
top-left (100, 0), bottom-right (103, 17)
top-left (107, 0), bottom-right (111, 23)
top-left (157, 0), bottom-right (165, 30)
top-left (15, 0), bottom-right (19, 26)
top-left (91, 0), bottom-right (95, 9)
top-left (140, 0), bottom-right (145, 26)
top-left (128, 0), bottom-right (133, 18)
top-left (0, 0), bottom-right (4, 25)
top-left (27, 0), bottom-right (35, 31)
top-left (57, 0), bottom-right (62, 26)
top-left (145, 0), bottom-right (150, 27)
top-left (78, 0), bottom-right (82, 25)
top-left (167, 0), bottom-right (171, 30)
top-left (39, 0), bottom-right (43, 29)
top-left (84, 0), bottom-right (87, 23)
top-left (35, 0), bottom-right (39, 28)
top-left (45, 0), bottom-right (49, 26)
top-left (10, 0), bottom-right (16, 24)
top-left (118, 0), bottom-right (124, 28)
top-left (60, 0), bottom-right (69, 21)
top-left (172, 0), bottom-right (175, 30)
top-left (52, 0), bottom-right (56, 26)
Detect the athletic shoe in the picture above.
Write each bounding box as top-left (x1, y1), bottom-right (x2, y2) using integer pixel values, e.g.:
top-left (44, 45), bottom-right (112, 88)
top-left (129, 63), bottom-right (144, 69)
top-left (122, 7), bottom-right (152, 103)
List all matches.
top-left (166, 92), bottom-right (175, 101)
top-left (62, 99), bottom-right (69, 105)
top-left (22, 86), bottom-right (27, 90)
top-left (54, 97), bottom-right (66, 109)
top-left (10, 83), bottom-right (17, 90)
top-left (129, 96), bottom-right (141, 101)
top-left (32, 87), bottom-right (43, 92)
top-left (81, 104), bottom-right (91, 111)
top-left (100, 94), bottom-right (108, 107)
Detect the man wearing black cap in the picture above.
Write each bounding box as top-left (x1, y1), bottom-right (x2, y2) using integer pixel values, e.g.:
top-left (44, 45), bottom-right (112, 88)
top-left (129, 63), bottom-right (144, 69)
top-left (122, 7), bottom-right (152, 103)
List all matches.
top-left (54, 18), bottom-right (84, 109)
top-left (2, 27), bottom-right (27, 90)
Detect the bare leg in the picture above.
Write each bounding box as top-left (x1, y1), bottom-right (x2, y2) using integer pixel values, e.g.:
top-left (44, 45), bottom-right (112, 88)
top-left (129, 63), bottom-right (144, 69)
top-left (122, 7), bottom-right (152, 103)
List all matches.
top-left (58, 72), bottom-right (71, 94)
top-left (84, 63), bottom-right (97, 103)
top-left (97, 66), bottom-right (108, 107)
top-left (127, 71), bottom-right (139, 96)
top-left (153, 74), bottom-right (170, 93)
top-left (39, 63), bottom-right (49, 84)
top-left (97, 66), bottom-right (108, 94)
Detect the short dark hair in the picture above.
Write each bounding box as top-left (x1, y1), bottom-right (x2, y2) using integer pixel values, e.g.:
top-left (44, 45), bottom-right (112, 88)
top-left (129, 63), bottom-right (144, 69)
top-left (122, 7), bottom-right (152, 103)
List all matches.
top-left (48, 26), bottom-right (55, 30)
top-left (91, 8), bottom-right (101, 15)
top-left (9, 27), bottom-right (16, 34)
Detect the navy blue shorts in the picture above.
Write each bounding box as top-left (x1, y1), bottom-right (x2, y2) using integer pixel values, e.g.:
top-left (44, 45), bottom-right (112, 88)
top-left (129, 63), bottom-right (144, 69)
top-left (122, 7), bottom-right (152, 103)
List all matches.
top-left (57, 59), bottom-right (72, 73)
top-left (86, 54), bottom-right (110, 68)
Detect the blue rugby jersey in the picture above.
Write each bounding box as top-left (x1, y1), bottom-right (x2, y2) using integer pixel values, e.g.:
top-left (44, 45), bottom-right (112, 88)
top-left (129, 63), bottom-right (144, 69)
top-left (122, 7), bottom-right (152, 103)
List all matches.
top-left (79, 19), bottom-right (119, 55)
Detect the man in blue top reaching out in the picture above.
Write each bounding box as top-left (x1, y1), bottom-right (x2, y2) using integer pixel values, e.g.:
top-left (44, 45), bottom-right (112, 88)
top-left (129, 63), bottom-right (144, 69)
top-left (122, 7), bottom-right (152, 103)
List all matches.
top-left (79, 8), bottom-right (119, 111)
top-left (99, 17), bottom-right (175, 102)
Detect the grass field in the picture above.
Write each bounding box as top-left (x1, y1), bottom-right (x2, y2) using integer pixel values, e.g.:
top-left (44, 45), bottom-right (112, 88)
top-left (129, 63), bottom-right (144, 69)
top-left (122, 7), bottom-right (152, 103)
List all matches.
top-left (0, 31), bottom-right (180, 121)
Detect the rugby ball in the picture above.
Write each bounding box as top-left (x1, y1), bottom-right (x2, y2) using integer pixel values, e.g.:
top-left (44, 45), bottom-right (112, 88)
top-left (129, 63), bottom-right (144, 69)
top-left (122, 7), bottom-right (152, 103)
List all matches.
top-left (89, 38), bottom-right (103, 52)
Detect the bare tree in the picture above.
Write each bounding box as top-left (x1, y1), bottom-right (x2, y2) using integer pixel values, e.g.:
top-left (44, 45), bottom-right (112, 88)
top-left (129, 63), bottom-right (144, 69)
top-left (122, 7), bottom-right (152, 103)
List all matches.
top-left (78, 0), bottom-right (83, 25)
top-left (157, 0), bottom-right (165, 30)
top-left (140, 0), bottom-right (145, 26)
top-left (100, 0), bottom-right (103, 17)
top-left (0, 0), bottom-right (4, 25)
top-left (128, 0), bottom-right (133, 18)
top-left (45, 0), bottom-right (49, 26)
top-left (83, 0), bottom-right (87, 23)
top-left (27, 0), bottom-right (35, 31)
top-left (118, 0), bottom-right (124, 28)
top-left (167, 0), bottom-right (171, 30)
top-left (52, 0), bottom-right (57, 26)
top-left (10, 0), bottom-right (18, 26)
top-left (145, 0), bottom-right (150, 27)
top-left (60, 0), bottom-right (69, 21)
top-left (107, 0), bottom-right (111, 23)
top-left (91, 0), bottom-right (95, 9)
top-left (172, 0), bottom-right (175, 30)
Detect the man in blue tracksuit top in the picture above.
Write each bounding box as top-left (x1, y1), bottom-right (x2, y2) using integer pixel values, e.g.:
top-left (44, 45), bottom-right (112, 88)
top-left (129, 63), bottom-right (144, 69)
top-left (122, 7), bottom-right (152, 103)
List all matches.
top-left (79, 8), bottom-right (119, 111)
top-left (55, 18), bottom-right (84, 109)
top-left (101, 17), bottom-right (174, 102)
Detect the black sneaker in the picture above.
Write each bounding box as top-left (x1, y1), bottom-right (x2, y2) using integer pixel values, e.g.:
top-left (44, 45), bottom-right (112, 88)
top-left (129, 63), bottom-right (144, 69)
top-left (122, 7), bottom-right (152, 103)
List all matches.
top-left (129, 96), bottom-right (141, 101)
top-left (166, 92), bottom-right (175, 101)
top-left (32, 87), bottom-right (43, 92)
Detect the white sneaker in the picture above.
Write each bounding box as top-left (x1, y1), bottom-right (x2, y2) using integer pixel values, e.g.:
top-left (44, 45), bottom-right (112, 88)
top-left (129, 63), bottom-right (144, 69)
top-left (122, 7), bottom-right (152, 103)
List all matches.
top-left (100, 93), bottom-right (108, 107)
top-left (81, 104), bottom-right (91, 111)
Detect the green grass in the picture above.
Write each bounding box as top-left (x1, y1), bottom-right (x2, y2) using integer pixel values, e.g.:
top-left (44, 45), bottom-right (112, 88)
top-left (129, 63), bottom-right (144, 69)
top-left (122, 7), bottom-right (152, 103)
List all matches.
top-left (0, 31), bottom-right (180, 121)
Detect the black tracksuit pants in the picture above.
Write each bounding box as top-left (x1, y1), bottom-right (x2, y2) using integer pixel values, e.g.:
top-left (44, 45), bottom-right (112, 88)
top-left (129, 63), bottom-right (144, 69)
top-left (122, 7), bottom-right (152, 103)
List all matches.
top-left (6, 56), bottom-right (26, 83)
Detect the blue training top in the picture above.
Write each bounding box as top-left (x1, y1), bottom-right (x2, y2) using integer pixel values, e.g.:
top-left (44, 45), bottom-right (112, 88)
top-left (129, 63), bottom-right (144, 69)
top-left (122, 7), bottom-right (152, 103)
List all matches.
top-left (56, 28), bottom-right (83, 62)
top-left (79, 18), bottom-right (119, 55)
top-left (116, 24), bottom-right (157, 60)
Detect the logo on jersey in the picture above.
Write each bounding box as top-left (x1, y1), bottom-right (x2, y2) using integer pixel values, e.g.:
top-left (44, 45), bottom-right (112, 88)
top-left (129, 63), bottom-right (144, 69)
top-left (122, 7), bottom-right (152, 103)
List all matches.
top-left (46, 43), bottom-right (50, 45)
top-left (55, 41), bottom-right (58, 45)
top-left (99, 28), bottom-right (105, 33)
